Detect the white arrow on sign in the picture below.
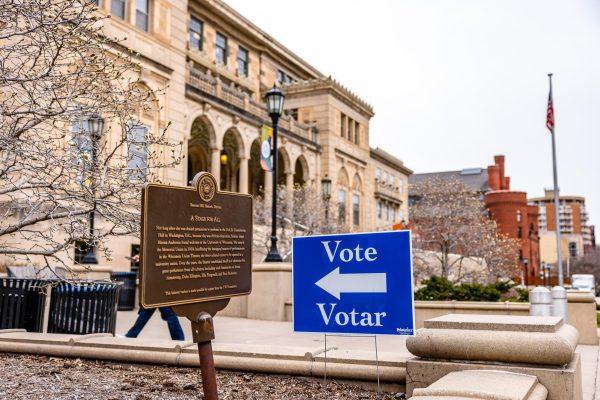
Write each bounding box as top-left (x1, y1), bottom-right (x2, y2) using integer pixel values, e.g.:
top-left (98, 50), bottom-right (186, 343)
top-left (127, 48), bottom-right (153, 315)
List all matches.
top-left (315, 267), bottom-right (387, 300)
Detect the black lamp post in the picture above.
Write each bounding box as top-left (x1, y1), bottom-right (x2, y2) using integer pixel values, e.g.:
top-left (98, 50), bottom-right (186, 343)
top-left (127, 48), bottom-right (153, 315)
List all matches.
top-left (81, 112), bottom-right (104, 265)
top-left (264, 86), bottom-right (285, 262)
top-left (321, 176), bottom-right (332, 220)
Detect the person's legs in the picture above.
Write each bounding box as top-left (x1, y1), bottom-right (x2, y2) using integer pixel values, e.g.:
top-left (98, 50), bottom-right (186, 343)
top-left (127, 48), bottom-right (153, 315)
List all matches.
top-left (125, 307), bottom-right (156, 338)
top-left (159, 307), bottom-right (185, 340)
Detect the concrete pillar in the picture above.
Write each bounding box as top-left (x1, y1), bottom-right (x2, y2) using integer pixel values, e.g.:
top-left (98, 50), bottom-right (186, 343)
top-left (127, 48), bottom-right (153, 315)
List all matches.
top-left (210, 147), bottom-right (221, 188)
top-left (530, 286), bottom-right (552, 317)
top-left (551, 286), bottom-right (568, 323)
top-left (239, 156), bottom-right (249, 194)
top-left (263, 170), bottom-right (272, 202)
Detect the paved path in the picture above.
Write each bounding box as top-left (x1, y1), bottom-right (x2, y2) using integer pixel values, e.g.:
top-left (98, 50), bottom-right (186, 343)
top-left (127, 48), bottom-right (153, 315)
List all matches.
top-left (117, 311), bottom-right (599, 399)
top-left (116, 310), bottom-right (413, 363)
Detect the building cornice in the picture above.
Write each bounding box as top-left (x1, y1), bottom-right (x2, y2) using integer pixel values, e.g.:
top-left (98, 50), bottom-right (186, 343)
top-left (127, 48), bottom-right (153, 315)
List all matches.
top-left (370, 147), bottom-right (413, 175)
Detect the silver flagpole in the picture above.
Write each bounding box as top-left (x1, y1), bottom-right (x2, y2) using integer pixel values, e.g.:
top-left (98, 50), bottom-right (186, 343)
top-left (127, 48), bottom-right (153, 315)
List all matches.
top-left (548, 73), bottom-right (564, 286)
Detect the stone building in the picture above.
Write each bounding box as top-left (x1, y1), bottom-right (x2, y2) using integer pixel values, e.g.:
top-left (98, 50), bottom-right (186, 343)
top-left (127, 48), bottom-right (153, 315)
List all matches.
top-left (410, 155), bottom-right (540, 283)
top-left (72, 0), bottom-right (411, 270)
top-left (529, 190), bottom-right (596, 263)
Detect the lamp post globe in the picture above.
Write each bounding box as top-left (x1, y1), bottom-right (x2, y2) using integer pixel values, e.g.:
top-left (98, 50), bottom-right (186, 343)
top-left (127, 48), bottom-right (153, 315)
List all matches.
top-left (264, 85), bottom-right (285, 262)
top-left (87, 112), bottom-right (104, 140)
top-left (265, 86), bottom-right (285, 118)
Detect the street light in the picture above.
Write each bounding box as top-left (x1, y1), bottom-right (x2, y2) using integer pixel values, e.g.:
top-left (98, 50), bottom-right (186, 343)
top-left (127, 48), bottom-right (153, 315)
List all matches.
top-left (264, 85), bottom-right (285, 262)
top-left (81, 112), bottom-right (104, 265)
top-left (321, 175), bottom-right (332, 220)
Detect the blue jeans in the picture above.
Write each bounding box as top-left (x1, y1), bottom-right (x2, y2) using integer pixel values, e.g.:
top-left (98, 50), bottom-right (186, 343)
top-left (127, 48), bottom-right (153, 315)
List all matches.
top-left (125, 306), bottom-right (184, 340)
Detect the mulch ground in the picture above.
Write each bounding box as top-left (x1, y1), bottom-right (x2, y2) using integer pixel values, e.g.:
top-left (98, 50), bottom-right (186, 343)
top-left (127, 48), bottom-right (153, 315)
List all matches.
top-left (0, 353), bottom-right (402, 399)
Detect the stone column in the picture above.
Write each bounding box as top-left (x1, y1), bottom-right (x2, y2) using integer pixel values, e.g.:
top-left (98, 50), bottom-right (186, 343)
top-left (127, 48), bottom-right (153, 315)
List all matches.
top-left (210, 147), bottom-right (221, 188)
top-left (286, 171), bottom-right (294, 189)
top-left (239, 156), bottom-right (249, 194)
top-left (263, 169), bottom-right (272, 197)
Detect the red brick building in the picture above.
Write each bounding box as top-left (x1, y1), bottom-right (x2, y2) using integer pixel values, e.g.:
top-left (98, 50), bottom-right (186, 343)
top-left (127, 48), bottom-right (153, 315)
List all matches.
top-left (485, 156), bottom-right (540, 283)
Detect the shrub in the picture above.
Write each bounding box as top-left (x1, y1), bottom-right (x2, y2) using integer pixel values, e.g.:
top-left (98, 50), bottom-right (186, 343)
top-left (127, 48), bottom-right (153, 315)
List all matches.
top-left (414, 276), bottom-right (528, 302)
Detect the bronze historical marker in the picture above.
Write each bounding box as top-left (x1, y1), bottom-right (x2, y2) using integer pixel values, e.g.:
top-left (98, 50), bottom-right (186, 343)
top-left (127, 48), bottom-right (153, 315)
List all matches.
top-left (139, 172), bottom-right (252, 308)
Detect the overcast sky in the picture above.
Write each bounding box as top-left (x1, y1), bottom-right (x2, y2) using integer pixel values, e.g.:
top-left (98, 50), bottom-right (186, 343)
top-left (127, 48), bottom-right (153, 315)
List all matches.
top-left (227, 0), bottom-right (600, 229)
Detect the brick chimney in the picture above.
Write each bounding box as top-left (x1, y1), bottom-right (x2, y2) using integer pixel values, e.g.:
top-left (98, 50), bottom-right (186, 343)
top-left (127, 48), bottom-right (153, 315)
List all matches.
top-left (487, 165), bottom-right (500, 191)
top-left (494, 155), bottom-right (505, 189)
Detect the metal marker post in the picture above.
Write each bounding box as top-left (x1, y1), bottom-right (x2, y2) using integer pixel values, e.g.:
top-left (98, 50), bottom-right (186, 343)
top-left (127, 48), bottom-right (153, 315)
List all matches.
top-left (548, 73), bottom-right (564, 286)
top-left (192, 312), bottom-right (218, 400)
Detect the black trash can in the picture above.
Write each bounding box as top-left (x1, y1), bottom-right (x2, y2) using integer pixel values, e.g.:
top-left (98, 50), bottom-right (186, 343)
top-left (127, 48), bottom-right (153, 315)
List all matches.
top-left (47, 281), bottom-right (120, 335)
top-left (0, 278), bottom-right (47, 332)
top-left (111, 272), bottom-right (137, 311)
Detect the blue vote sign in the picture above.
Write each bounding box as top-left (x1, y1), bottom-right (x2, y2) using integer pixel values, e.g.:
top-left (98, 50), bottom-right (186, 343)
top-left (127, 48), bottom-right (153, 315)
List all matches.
top-left (292, 231), bottom-right (414, 336)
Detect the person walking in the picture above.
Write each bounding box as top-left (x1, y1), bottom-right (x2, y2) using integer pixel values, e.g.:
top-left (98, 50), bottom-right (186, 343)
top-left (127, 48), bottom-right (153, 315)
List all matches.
top-left (125, 306), bottom-right (185, 340)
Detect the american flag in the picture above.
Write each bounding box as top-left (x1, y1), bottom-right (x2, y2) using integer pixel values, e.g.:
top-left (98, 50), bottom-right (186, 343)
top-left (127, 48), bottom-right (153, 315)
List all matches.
top-left (546, 86), bottom-right (554, 133)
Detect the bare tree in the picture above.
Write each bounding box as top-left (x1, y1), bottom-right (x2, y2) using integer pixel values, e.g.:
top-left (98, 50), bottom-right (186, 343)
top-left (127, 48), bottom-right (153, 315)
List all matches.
top-left (0, 0), bottom-right (181, 268)
top-left (253, 184), bottom-right (347, 261)
top-left (410, 177), bottom-right (519, 283)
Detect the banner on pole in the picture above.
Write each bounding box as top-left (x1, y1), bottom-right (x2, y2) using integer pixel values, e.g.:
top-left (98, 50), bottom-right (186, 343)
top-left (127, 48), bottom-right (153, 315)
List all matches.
top-left (260, 125), bottom-right (273, 172)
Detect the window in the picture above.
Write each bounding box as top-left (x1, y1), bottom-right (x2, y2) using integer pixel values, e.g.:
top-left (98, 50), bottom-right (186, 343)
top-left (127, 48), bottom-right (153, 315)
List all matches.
top-left (517, 210), bottom-right (522, 222)
top-left (517, 226), bottom-right (522, 239)
top-left (135, 0), bottom-right (150, 32)
top-left (390, 175), bottom-right (395, 189)
top-left (383, 171), bottom-right (388, 185)
top-left (352, 194), bottom-right (360, 226)
top-left (189, 17), bottom-right (203, 50)
top-left (348, 119), bottom-right (354, 142)
top-left (216, 32), bottom-right (228, 65)
top-left (399, 209), bottom-right (404, 222)
top-left (340, 114), bottom-right (346, 137)
top-left (376, 201), bottom-right (382, 219)
top-left (354, 121), bottom-right (360, 144)
top-left (385, 204), bottom-right (390, 221)
top-left (74, 240), bottom-right (89, 264)
top-left (376, 168), bottom-right (381, 182)
top-left (398, 179), bottom-right (404, 194)
top-left (127, 121), bottom-right (148, 180)
top-left (111, 0), bottom-right (126, 19)
top-left (338, 189), bottom-right (346, 224)
top-left (569, 242), bottom-right (578, 258)
top-left (236, 46), bottom-right (249, 77)
top-left (392, 206), bottom-right (396, 222)
top-left (277, 70), bottom-right (293, 84)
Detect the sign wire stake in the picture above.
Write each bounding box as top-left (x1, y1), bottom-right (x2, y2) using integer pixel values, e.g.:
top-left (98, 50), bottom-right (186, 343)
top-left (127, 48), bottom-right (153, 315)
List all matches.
top-left (374, 334), bottom-right (381, 396)
top-left (323, 333), bottom-right (328, 387)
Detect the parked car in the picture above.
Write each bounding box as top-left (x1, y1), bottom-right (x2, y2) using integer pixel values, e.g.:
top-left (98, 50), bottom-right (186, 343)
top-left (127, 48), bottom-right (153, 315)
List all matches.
top-left (571, 274), bottom-right (596, 293)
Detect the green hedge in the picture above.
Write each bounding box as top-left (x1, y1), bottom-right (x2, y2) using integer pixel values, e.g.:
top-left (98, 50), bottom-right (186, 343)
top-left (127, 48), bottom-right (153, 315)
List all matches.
top-left (414, 276), bottom-right (529, 302)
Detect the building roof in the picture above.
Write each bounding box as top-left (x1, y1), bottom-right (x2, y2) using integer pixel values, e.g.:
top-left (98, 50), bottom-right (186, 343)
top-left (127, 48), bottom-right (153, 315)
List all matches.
top-left (529, 189), bottom-right (587, 203)
top-left (370, 147), bottom-right (413, 175)
top-left (409, 168), bottom-right (490, 193)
